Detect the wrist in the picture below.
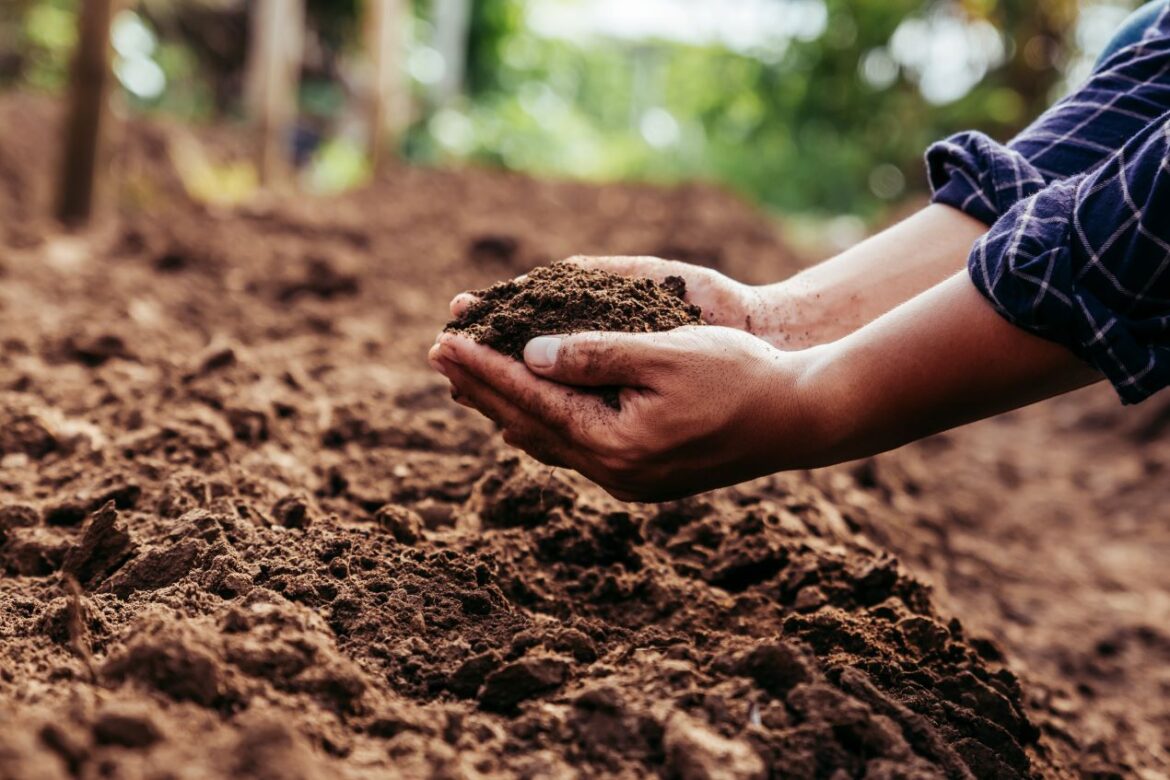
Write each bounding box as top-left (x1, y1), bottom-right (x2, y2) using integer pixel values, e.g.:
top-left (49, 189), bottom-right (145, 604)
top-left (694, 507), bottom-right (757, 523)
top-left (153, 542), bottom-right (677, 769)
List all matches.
top-left (783, 342), bottom-right (861, 468)
top-left (734, 342), bottom-right (851, 475)
top-left (744, 280), bottom-right (816, 349)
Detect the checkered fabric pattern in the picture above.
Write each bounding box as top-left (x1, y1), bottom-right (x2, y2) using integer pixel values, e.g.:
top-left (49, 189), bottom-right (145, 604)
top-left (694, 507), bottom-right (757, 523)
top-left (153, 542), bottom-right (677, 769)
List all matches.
top-left (926, 6), bottom-right (1170, 404)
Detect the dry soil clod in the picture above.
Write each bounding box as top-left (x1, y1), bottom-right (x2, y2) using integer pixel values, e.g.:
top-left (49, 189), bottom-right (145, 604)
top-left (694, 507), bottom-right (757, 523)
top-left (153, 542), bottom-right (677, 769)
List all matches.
top-left (445, 263), bottom-right (704, 360)
top-left (445, 263), bottom-right (703, 409)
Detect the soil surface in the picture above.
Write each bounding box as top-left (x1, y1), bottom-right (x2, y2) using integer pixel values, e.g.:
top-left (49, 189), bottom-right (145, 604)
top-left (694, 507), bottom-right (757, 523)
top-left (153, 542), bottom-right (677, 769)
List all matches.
top-left (446, 263), bottom-right (702, 360)
top-left (0, 93), bottom-right (1167, 779)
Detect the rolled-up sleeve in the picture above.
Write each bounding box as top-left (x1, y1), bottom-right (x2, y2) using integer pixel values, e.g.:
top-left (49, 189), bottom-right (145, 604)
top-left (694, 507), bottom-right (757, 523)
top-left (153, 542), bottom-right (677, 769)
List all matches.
top-left (927, 7), bottom-right (1170, 224)
top-left (926, 132), bottom-right (1048, 225)
top-left (969, 114), bottom-right (1170, 404)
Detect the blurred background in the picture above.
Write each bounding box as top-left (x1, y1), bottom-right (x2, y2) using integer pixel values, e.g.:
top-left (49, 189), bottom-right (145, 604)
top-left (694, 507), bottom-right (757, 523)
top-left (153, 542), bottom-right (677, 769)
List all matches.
top-left (0, 0), bottom-right (1145, 244)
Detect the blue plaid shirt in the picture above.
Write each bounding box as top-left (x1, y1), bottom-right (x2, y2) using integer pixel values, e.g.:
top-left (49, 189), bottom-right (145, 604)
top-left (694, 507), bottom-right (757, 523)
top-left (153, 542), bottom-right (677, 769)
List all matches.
top-left (926, 7), bottom-right (1170, 403)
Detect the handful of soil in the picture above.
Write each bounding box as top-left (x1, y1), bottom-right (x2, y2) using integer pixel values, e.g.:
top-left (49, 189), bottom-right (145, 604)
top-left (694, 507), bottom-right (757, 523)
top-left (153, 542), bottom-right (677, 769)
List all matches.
top-left (445, 263), bottom-right (704, 360)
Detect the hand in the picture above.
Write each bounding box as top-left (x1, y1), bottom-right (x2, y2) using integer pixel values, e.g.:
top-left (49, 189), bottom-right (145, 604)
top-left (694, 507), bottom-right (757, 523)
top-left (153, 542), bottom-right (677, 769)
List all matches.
top-left (428, 325), bottom-right (824, 502)
top-left (449, 256), bottom-right (797, 348)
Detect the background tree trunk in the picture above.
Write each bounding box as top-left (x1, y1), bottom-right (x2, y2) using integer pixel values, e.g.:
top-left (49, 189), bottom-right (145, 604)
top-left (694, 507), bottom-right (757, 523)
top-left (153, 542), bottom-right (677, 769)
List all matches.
top-left (244, 0), bottom-right (305, 186)
top-left (56, 0), bottom-right (117, 227)
top-left (364, 0), bottom-right (409, 170)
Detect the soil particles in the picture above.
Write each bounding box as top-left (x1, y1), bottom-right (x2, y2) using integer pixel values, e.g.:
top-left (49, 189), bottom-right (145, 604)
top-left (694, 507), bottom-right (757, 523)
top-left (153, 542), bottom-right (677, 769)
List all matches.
top-left (2, 93), bottom-right (1169, 779)
top-left (445, 263), bottom-right (703, 359)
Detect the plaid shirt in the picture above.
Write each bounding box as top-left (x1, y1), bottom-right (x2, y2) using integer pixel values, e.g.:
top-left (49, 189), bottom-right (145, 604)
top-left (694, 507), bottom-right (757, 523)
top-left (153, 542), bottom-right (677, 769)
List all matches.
top-left (926, 6), bottom-right (1170, 404)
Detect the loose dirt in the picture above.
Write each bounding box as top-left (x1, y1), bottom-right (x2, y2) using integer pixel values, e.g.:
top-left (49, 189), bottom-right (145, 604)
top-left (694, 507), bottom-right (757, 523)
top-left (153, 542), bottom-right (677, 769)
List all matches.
top-left (446, 263), bottom-right (703, 359)
top-left (1, 93), bottom-right (1167, 778)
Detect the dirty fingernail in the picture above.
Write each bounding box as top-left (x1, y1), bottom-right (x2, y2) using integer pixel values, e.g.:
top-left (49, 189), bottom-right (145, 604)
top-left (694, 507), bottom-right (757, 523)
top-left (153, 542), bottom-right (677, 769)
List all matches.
top-left (428, 344), bottom-right (448, 374)
top-left (524, 337), bottom-right (561, 369)
top-left (436, 336), bottom-right (463, 363)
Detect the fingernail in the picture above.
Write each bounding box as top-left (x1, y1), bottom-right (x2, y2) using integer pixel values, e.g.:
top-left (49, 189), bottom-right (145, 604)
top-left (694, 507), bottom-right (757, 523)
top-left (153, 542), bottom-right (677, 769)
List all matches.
top-left (436, 336), bottom-right (463, 364)
top-left (525, 336), bottom-right (561, 369)
top-left (428, 344), bottom-right (448, 375)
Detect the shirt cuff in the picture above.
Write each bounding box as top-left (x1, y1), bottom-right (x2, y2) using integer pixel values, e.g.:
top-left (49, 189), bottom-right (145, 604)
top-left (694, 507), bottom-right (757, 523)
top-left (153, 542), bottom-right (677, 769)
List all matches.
top-left (967, 176), bottom-right (1170, 405)
top-left (926, 131), bottom-right (1049, 226)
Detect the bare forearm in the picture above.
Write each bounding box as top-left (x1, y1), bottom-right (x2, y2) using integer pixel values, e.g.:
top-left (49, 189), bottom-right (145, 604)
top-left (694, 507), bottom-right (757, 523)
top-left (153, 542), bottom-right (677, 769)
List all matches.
top-left (758, 205), bottom-right (989, 349)
top-left (787, 273), bottom-right (1101, 468)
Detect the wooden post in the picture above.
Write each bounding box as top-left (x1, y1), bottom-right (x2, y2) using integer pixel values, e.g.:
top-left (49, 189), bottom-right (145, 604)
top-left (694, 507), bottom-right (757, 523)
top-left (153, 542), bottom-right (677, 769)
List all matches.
top-left (244, 0), bottom-right (304, 187)
top-left (57, 0), bottom-right (117, 227)
top-left (364, 0), bottom-right (409, 170)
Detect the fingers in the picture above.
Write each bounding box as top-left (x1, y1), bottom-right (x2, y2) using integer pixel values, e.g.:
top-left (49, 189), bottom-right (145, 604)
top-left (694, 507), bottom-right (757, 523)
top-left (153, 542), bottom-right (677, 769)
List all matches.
top-left (430, 333), bottom-right (689, 500)
top-left (439, 358), bottom-right (574, 466)
top-left (433, 334), bottom-right (593, 429)
top-left (449, 293), bottom-right (478, 318)
top-left (522, 331), bottom-right (678, 387)
top-left (501, 426), bottom-right (570, 469)
top-left (433, 343), bottom-right (586, 470)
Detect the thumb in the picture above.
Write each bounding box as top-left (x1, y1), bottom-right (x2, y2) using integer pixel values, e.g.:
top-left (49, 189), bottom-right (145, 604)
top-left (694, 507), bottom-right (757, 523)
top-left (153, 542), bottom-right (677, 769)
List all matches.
top-left (523, 332), bottom-right (668, 387)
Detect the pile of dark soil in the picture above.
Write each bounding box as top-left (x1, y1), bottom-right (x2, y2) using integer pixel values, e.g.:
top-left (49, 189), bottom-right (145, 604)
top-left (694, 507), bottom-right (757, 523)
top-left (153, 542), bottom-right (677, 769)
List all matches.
top-left (446, 263), bottom-right (703, 359)
top-left (5, 92), bottom-right (1168, 778)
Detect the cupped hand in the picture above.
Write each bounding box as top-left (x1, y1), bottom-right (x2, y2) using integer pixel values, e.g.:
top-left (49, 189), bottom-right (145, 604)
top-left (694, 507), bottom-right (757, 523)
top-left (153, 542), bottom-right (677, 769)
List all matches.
top-left (427, 325), bottom-right (823, 502)
top-left (449, 256), bottom-right (792, 346)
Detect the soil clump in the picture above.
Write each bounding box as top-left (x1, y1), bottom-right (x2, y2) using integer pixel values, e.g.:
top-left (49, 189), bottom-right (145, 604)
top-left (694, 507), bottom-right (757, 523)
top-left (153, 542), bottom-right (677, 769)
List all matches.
top-left (445, 263), bottom-right (703, 359)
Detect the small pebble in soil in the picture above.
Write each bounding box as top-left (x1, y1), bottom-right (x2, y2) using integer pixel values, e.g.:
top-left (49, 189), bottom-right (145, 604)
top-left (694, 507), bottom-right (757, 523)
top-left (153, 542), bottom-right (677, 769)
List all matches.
top-left (374, 504), bottom-right (425, 544)
top-left (272, 495), bottom-right (313, 529)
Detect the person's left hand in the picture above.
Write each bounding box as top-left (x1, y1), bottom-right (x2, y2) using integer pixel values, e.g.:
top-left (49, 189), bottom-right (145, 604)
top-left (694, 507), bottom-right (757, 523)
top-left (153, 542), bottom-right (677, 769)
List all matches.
top-left (428, 325), bottom-right (825, 502)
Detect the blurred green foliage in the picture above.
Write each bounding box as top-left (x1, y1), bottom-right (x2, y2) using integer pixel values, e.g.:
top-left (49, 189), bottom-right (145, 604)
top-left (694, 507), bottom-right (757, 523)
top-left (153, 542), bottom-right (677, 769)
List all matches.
top-left (0, 0), bottom-right (1142, 219)
top-left (412, 0), bottom-right (1101, 218)
top-left (4, 0), bottom-right (74, 90)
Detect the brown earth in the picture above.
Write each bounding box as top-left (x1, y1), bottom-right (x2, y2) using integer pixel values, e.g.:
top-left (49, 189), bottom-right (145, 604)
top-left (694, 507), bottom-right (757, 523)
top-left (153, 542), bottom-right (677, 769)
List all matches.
top-left (446, 264), bottom-right (703, 410)
top-left (446, 263), bottom-right (702, 360)
top-left (0, 93), bottom-right (1167, 778)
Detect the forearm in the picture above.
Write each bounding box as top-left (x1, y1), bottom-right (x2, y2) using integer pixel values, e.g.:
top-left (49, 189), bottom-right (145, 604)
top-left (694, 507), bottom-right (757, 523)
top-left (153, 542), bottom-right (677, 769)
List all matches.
top-left (784, 272), bottom-right (1100, 468)
top-left (757, 205), bottom-right (988, 349)
top-left (766, 15), bottom-right (1170, 352)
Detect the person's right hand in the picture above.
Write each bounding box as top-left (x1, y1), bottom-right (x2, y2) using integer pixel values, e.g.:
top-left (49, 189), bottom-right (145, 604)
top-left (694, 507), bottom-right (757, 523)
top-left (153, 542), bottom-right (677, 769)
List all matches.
top-left (429, 324), bottom-right (826, 501)
top-left (448, 255), bottom-right (793, 346)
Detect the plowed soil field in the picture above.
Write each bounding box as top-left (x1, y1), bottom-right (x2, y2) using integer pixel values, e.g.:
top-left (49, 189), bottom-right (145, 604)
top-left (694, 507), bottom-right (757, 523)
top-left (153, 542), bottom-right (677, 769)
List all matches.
top-left (2, 95), bottom-right (1168, 779)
